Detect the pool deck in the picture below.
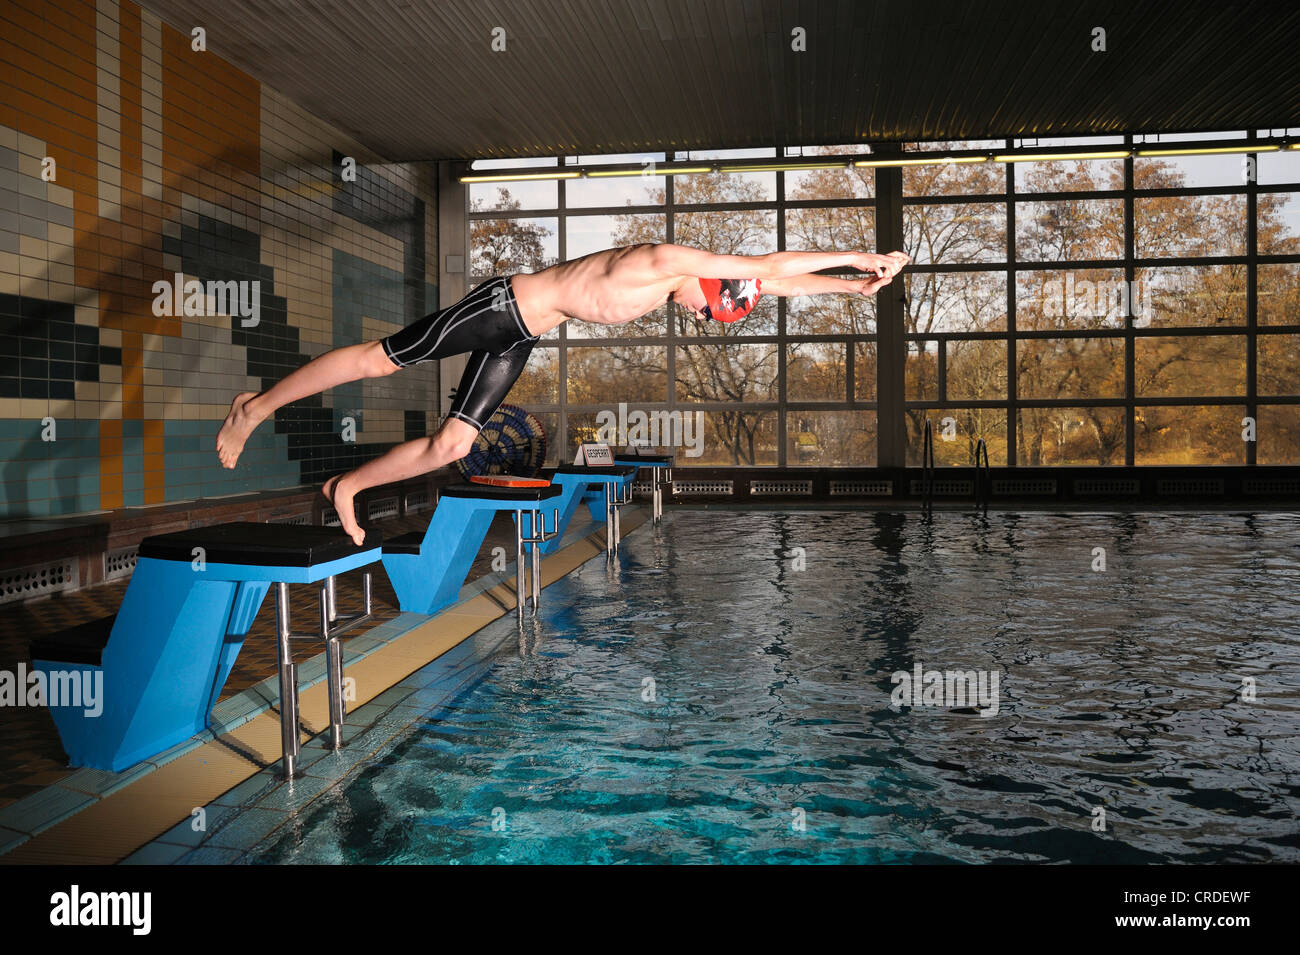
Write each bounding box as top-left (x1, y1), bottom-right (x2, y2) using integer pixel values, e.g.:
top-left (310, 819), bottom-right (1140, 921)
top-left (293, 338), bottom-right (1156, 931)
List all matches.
top-left (0, 505), bottom-right (649, 865)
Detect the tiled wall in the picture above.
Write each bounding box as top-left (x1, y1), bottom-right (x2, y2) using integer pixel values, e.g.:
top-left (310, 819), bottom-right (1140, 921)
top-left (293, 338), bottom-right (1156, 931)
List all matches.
top-left (0, 0), bottom-right (439, 517)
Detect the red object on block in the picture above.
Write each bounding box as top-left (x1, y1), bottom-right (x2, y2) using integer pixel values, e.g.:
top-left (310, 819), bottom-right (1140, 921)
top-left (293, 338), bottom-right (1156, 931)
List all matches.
top-left (469, 475), bottom-right (552, 488)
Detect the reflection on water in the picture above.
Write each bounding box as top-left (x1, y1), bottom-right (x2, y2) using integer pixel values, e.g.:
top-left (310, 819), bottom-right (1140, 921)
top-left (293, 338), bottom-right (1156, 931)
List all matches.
top-left (255, 510), bottom-right (1300, 864)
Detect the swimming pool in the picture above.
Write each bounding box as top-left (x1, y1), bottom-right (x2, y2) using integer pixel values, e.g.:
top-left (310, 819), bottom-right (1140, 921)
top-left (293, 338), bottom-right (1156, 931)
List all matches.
top-left (248, 509), bottom-right (1300, 864)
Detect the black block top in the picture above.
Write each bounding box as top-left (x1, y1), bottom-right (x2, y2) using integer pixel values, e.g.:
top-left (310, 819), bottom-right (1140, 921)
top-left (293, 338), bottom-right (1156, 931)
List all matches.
top-left (31, 614), bottom-right (116, 666)
top-left (138, 522), bottom-right (381, 567)
top-left (440, 483), bottom-right (563, 501)
top-left (551, 465), bottom-right (639, 478)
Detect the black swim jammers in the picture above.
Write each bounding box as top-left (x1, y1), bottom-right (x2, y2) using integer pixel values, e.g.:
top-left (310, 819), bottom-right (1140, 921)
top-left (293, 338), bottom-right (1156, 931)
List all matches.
top-left (380, 276), bottom-right (539, 431)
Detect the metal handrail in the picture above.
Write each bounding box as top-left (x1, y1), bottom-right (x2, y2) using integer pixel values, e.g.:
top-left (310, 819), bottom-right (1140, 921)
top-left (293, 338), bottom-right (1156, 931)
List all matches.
top-left (974, 438), bottom-right (991, 509)
top-left (921, 418), bottom-right (936, 512)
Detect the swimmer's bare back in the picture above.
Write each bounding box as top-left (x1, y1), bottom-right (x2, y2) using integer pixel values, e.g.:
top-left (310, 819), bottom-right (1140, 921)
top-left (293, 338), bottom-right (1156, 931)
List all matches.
top-left (510, 243), bottom-right (910, 334)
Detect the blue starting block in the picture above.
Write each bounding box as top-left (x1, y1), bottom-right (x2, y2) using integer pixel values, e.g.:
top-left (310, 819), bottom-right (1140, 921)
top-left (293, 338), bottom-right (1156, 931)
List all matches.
top-left (539, 464), bottom-right (638, 558)
top-left (613, 452), bottom-right (674, 522)
top-left (29, 522), bottom-right (383, 777)
top-left (382, 482), bottom-right (562, 623)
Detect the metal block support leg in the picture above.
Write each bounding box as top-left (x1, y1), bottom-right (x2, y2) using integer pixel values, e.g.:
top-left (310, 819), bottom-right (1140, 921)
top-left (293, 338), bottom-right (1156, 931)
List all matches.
top-left (274, 581), bottom-right (299, 779)
top-left (321, 580), bottom-right (345, 750)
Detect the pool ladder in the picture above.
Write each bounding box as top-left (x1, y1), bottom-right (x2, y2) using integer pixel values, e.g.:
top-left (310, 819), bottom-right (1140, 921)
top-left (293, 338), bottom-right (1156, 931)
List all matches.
top-left (922, 421), bottom-right (992, 511)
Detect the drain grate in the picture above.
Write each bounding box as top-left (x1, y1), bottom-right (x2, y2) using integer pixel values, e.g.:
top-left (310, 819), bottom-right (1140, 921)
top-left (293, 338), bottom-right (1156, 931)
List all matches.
top-left (673, 480), bottom-right (734, 496)
top-left (829, 480), bottom-right (893, 496)
top-left (750, 480), bottom-right (813, 496)
top-left (0, 558), bottom-right (80, 605)
top-left (103, 545), bottom-right (138, 582)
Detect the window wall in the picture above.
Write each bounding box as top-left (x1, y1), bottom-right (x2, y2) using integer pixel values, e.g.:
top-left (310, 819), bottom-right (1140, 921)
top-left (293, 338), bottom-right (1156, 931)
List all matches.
top-left (469, 133), bottom-right (1300, 467)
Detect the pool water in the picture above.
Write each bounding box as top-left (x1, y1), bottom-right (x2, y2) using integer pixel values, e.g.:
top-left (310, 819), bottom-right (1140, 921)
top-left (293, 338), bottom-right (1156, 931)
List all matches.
top-left (252, 510), bottom-right (1300, 864)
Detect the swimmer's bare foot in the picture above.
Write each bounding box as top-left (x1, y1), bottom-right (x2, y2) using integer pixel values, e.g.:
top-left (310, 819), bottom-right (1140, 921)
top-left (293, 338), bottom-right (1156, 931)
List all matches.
top-left (322, 473), bottom-right (366, 547)
top-left (216, 392), bottom-right (262, 469)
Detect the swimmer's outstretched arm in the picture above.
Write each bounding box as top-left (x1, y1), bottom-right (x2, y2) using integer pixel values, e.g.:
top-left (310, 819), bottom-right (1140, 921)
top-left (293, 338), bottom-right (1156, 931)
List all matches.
top-left (762, 272), bottom-right (896, 298)
top-left (649, 243), bottom-right (910, 281)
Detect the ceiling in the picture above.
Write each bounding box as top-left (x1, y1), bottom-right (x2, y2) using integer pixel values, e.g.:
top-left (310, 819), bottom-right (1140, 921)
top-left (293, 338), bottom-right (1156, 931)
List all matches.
top-left (137, 0), bottom-right (1300, 162)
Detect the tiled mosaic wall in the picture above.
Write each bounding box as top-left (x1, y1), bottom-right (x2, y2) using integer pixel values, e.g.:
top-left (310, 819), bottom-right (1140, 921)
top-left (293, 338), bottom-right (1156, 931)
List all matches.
top-left (0, 0), bottom-right (439, 517)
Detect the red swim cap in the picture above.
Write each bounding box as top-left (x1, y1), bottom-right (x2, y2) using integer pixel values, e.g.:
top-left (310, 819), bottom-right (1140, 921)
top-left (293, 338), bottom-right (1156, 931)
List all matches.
top-left (699, 278), bottom-right (761, 323)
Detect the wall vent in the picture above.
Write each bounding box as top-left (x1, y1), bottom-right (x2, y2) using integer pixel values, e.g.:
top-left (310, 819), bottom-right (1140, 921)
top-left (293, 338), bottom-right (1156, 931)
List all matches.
top-left (750, 480), bottom-right (813, 496)
top-left (103, 545), bottom-right (138, 582)
top-left (1157, 478), bottom-right (1224, 496)
top-left (269, 512), bottom-right (312, 526)
top-left (908, 479), bottom-right (974, 496)
top-left (829, 480), bottom-right (893, 496)
top-left (1242, 478), bottom-right (1300, 495)
top-left (992, 479), bottom-right (1057, 496)
top-left (367, 497), bottom-right (400, 521)
top-left (322, 507), bottom-right (340, 527)
top-left (672, 480), bottom-right (734, 496)
top-left (0, 559), bottom-right (80, 605)
top-left (1073, 478), bottom-right (1140, 496)
top-left (404, 489), bottom-right (432, 513)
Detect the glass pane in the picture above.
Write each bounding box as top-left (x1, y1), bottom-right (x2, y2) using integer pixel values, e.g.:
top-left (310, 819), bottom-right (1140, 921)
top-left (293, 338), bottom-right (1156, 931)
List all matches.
top-left (1015, 268), bottom-right (1127, 330)
top-left (785, 166), bottom-right (873, 201)
top-left (565, 345), bottom-right (667, 405)
top-left (529, 412), bottom-right (560, 466)
top-left (905, 202), bottom-right (1006, 263)
top-left (1134, 195), bottom-right (1246, 258)
top-left (786, 341), bottom-right (846, 401)
top-left (675, 343), bottom-right (778, 402)
top-left (1132, 265), bottom-right (1247, 328)
top-left (673, 210), bottom-right (777, 256)
top-left (1014, 158), bottom-right (1125, 193)
top-left (904, 408), bottom-right (1008, 466)
top-left (469, 181), bottom-right (556, 212)
top-left (946, 338), bottom-right (1007, 400)
top-left (1258, 405), bottom-right (1300, 463)
top-left (1134, 154), bottom-right (1248, 189)
top-left (1258, 190), bottom-right (1300, 254)
top-left (786, 411), bottom-right (877, 466)
top-left (680, 410), bottom-right (779, 467)
top-left (906, 339), bottom-right (938, 400)
top-left (785, 206), bottom-right (875, 254)
top-left (1016, 407), bottom-right (1126, 465)
top-left (854, 342), bottom-right (877, 402)
top-left (1016, 199), bottom-right (1124, 261)
top-left (673, 170), bottom-right (776, 203)
top-left (906, 271), bottom-right (1008, 333)
top-left (1017, 338), bottom-right (1125, 399)
top-left (566, 174), bottom-right (665, 209)
top-left (902, 140), bottom-right (1006, 197)
top-left (568, 410), bottom-right (690, 460)
top-left (566, 213), bottom-right (664, 260)
top-left (1258, 152), bottom-right (1300, 185)
top-left (511, 345), bottom-right (559, 404)
top-left (1134, 405), bottom-right (1247, 464)
top-left (469, 217), bottom-right (557, 277)
top-left (786, 290), bottom-right (876, 335)
top-left (1135, 335), bottom-right (1246, 397)
top-left (1258, 263), bottom-right (1300, 325)
top-left (1257, 333), bottom-right (1300, 396)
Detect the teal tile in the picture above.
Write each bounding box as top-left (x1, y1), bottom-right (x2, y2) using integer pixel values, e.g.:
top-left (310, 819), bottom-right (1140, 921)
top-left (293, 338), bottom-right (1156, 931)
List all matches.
top-left (119, 842), bottom-right (190, 865)
top-left (211, 771), bottom-right (283, 809)
top-left (175, 846), bottom-right (242, 865)
top-left (0, 826), bottom-right (29, 856)
top-left (0, 784), bottom-right (96, 835)
top-left (206, 807), bottom-right (289, 851)
top-left (57, 762), bottom-right (156, 798)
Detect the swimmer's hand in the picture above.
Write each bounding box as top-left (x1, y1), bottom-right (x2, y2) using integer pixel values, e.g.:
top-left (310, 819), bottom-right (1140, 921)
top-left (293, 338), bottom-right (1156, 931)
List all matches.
top-left (851, 273), bottom-right (896, 297)
top-left (852, 250), bottom-right (910, 279)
